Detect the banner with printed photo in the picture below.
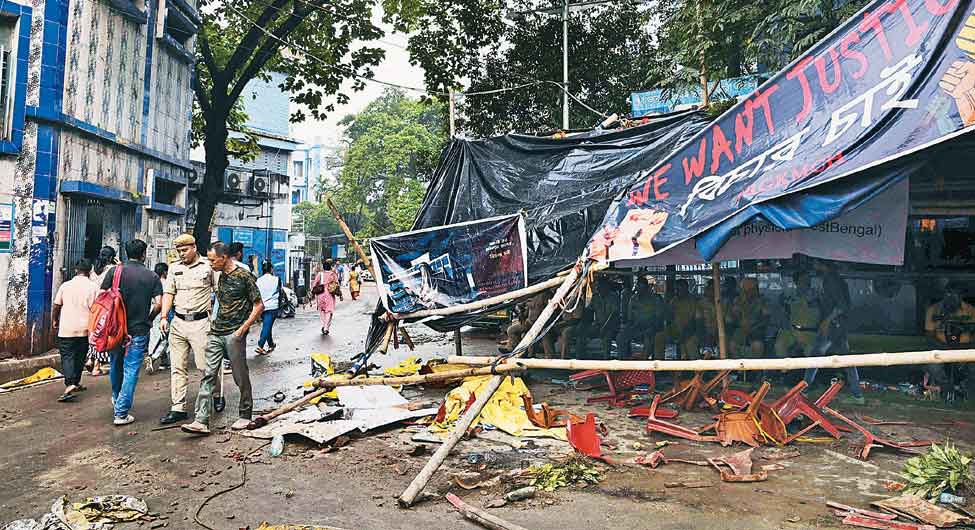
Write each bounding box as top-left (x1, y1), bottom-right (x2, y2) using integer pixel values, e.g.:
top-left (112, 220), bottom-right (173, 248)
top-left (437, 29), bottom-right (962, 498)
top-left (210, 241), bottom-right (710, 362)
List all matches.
top-left (617, 177), bottom-right (909, 266)
top-left (370, 214), bottom-right (528, 315)
top-left (590, 0), bottom-right (975, 264)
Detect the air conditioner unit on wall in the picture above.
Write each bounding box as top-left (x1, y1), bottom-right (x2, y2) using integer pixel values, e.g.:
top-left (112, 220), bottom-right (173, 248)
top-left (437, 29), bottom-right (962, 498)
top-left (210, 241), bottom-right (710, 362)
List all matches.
top-left (223, 171), bottom-right (243, 194)
top-left (251, 173), bottom-right (270, 196)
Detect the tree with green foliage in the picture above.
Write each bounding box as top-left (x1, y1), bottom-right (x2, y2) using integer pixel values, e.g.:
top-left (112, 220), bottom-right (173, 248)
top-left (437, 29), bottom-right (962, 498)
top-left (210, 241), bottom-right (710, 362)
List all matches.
top-left (455, 0), bottom-right (871, 136)
top-left (327, 89), bottom-right (447, 237)
top-left (292, 201), bottom-right (342, 238)
top-left (459, 1), bottom-right (661, 136)
top-left (190, 0), bottom-right (390, 249)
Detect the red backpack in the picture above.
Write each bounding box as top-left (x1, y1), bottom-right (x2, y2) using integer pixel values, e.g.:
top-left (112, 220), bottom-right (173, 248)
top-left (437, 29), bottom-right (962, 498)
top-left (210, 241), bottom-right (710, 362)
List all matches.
top-left (88, 266), bottom-right (128, 352)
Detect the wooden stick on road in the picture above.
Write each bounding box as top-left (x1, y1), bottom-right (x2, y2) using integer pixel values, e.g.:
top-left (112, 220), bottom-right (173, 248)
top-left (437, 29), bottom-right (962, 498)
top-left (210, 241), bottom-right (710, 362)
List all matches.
top-left (398, 265), bottom-right (583, 507)
top-left (445, 493), bottom-right (532, 530)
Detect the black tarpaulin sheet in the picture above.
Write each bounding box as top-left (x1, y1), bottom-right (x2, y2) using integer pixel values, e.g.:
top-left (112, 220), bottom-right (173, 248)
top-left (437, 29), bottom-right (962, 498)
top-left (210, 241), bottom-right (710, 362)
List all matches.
top-left (363, 109), bottom-right (710, 353)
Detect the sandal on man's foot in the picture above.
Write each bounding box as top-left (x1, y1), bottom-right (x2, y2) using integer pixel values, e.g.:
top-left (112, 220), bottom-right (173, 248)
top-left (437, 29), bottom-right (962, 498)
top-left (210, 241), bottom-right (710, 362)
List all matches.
top-left (57, 392), bottom-right (76, 403)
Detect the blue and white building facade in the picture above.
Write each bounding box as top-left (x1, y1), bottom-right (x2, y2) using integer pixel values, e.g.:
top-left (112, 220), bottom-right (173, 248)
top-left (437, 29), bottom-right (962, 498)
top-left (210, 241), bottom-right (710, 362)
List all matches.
top-left (0, 0), bottom-right (197, 356)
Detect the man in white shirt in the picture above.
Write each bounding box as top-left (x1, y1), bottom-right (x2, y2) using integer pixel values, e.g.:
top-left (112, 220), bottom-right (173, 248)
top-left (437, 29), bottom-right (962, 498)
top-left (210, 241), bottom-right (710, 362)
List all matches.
top-left (52, 259), bottom-right (98, 402)
top-left (255, 261), bottom-right (281, 355)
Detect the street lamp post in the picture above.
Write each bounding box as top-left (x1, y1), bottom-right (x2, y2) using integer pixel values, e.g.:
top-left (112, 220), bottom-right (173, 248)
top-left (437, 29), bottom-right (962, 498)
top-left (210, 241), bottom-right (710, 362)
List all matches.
top-left (509, 0), bottom-right (618, 131)
top-left (561, 0), bottom-right (569, 130)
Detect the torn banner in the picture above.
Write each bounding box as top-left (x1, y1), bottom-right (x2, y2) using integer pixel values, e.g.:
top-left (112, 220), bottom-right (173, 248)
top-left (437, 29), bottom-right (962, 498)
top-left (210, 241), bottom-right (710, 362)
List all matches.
top-left (370, 214), bottom-right (528, 315)
top-left (589, 0), bottom-right (975, 264)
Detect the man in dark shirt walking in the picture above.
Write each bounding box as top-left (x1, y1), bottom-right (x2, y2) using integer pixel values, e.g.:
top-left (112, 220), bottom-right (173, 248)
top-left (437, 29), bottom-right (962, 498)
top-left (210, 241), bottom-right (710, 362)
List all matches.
top-left (100, 239), bottom-right (163, 425)
top-left (182, 241), bottom-right (263, 435)
top-left (802, 260), bottom-right (865, 404)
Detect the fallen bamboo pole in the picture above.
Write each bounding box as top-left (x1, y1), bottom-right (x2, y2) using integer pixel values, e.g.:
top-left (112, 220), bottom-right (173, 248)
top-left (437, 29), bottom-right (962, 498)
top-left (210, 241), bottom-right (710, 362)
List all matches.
top-left (388, 275), bottom-right (565, 321)
top-left (313, 364), bottom-right (525, 389)
top-left (447, 348), bottom-right (975, 372)
top-left (445, 493), bottom-right (531, 530)
top-left (398, 265), bottom-right (582, 507)
top-left (325, 196), bottom-right (375, 278)
top-left (246, 363), bottom-right (525, 430)
top-left (247, 321), bottom-right (397, 430)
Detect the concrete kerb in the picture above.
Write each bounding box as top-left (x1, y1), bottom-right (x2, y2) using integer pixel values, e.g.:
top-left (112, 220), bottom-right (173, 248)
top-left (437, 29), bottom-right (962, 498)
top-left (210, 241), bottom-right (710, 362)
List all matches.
top-left (0, 350), bottom-right (60, 384)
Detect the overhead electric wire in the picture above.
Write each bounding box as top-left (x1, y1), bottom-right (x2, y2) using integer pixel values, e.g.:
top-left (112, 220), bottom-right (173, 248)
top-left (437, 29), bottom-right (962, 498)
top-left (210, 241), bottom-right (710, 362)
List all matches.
top-left (222, 2), bottom-right (609, 118)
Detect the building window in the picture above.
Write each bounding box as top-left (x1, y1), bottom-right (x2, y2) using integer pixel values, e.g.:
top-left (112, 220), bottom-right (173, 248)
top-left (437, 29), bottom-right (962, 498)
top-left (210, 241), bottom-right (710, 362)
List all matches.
top-left (293, 160), bottom-right (303, 178)
top-left (0, 15), bottom-right (17, 141)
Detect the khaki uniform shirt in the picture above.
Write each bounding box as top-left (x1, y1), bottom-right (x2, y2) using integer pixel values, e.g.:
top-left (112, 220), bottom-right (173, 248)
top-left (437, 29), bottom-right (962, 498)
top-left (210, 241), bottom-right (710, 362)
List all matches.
top-left (164, 257), bottom-right (214, 314)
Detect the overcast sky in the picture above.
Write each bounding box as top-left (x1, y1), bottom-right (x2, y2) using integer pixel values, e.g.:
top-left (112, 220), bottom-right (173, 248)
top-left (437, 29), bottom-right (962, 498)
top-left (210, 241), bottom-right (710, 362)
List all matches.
top-left (288, 29), bottom-right (427, 146)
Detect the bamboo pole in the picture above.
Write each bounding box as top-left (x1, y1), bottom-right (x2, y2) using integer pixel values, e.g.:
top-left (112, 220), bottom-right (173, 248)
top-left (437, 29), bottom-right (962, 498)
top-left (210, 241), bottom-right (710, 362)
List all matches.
top-left (325, 196), bottom-right (375, 278)
top-left (398, 266), bottom-right (582, 507)
top-left (248, 329), bottom-right (516, 430)
top-left (711, 263), bottom-right (727, 360)
top-left (246, 321), bottom-right (397, 429)
top-left (447, 348), bottom-right (975, 372)
top-left (388, 275), bottom-right (565, 321)
top-left (313, 363), bottom-right (524, 389)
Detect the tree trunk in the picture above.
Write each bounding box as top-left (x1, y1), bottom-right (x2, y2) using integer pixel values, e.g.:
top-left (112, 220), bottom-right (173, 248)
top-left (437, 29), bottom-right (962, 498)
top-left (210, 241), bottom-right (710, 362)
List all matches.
top-left (193, 114), bottom-right (231, 253)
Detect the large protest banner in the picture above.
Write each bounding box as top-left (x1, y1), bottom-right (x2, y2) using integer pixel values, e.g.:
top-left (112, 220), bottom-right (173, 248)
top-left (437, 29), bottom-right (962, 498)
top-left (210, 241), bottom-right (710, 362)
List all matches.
top-left (616, 177), bottom-right (909, 266)
top-left (370, 214), bottom-right (528, 315)
top-left (589, 0), bottom-right (975, 263)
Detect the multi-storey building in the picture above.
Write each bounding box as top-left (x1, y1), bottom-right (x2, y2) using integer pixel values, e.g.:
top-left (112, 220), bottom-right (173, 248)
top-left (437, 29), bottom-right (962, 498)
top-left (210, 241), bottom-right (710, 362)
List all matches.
top-left (0, 0), bottom-right (197, 356)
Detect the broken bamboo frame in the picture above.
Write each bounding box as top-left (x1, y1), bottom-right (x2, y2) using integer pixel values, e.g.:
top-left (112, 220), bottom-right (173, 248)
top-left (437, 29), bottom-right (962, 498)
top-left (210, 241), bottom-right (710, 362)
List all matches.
top-left (711, 262), bottom-right (728, 360)
top-left (325, 196), bottom-right (376, 278)
top-left (387, 275), bottom-right (566, 321)
top-left (313, 364), bottom-right (525, 389)
top-left (445, 493), bottom-right (532, 530)
top-left (398, 265), bottom-right (582, 508)
top-left (447, 348), bottom-right (975, 372)
top-left (246, 348), bottom-right (525, 430)
top-left (247, 321), bottom-right (396, 430)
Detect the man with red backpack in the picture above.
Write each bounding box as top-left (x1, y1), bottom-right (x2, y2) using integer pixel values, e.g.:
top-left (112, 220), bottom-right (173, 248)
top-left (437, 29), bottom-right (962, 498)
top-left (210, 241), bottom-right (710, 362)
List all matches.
top-left (99, 239), bottom-right (163, 426)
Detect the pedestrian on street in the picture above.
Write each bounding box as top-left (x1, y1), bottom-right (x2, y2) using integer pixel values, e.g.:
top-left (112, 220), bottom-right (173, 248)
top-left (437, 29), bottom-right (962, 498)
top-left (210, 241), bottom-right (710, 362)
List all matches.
top-left (181, 241), bottom-right (263, 435)
top-left (348, 263), bottom-right (361, 300)
top-left (802, 260), bottom-right (865, 404)
top-left (255, 261), bottom-right (281, 355)
top-left (52, 258), bottom-right (97, 403)
top-left (158, 234), bottom-right (225, 425)
top-left (151, 262), bottom-right (172, 370)
top-left (217, 242), bottom-right (251, 371)
top-left (310, 258), bottom-right (340, 335)
top-left (86, 246), bottom-right (117, 376)
top-left (337, 261), bottom-right (346, 287)
top-left (101, 239), bottom-right (162, 426)
top-left (229, 242), bottom-right (250, 273)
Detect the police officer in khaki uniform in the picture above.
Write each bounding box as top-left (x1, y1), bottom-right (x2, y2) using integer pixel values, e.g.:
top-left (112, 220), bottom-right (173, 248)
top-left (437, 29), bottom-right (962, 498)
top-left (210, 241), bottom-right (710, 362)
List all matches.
top-left (158, 234), bottom-right (224, 424)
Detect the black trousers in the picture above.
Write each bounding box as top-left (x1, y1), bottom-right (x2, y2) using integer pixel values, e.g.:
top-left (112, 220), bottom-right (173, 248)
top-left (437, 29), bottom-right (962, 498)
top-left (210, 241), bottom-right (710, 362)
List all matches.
top-left (58, 336), bottom-right (88, 387)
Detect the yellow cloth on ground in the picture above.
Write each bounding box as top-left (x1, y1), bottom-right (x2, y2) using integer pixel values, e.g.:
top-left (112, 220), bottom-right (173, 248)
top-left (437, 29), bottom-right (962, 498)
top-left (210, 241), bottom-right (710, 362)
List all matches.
top-left (432, 375), bottom-right (566, 440)
top-left (384, 356), bottom-right (422, 377)
top-left (0, 367), bottom-right (62, 390)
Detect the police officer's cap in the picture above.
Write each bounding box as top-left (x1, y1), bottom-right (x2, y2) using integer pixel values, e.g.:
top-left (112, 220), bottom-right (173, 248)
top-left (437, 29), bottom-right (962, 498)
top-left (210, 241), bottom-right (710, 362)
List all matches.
top-left (173, 234), bottom-right (196, 247)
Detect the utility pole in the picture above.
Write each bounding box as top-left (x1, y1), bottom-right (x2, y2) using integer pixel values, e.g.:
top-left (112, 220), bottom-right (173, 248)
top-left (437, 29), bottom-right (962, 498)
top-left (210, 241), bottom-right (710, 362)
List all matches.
top-left (562, 0), bottom-right (569, 130)
top-left (448, 91), bottom-right (456, 137)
